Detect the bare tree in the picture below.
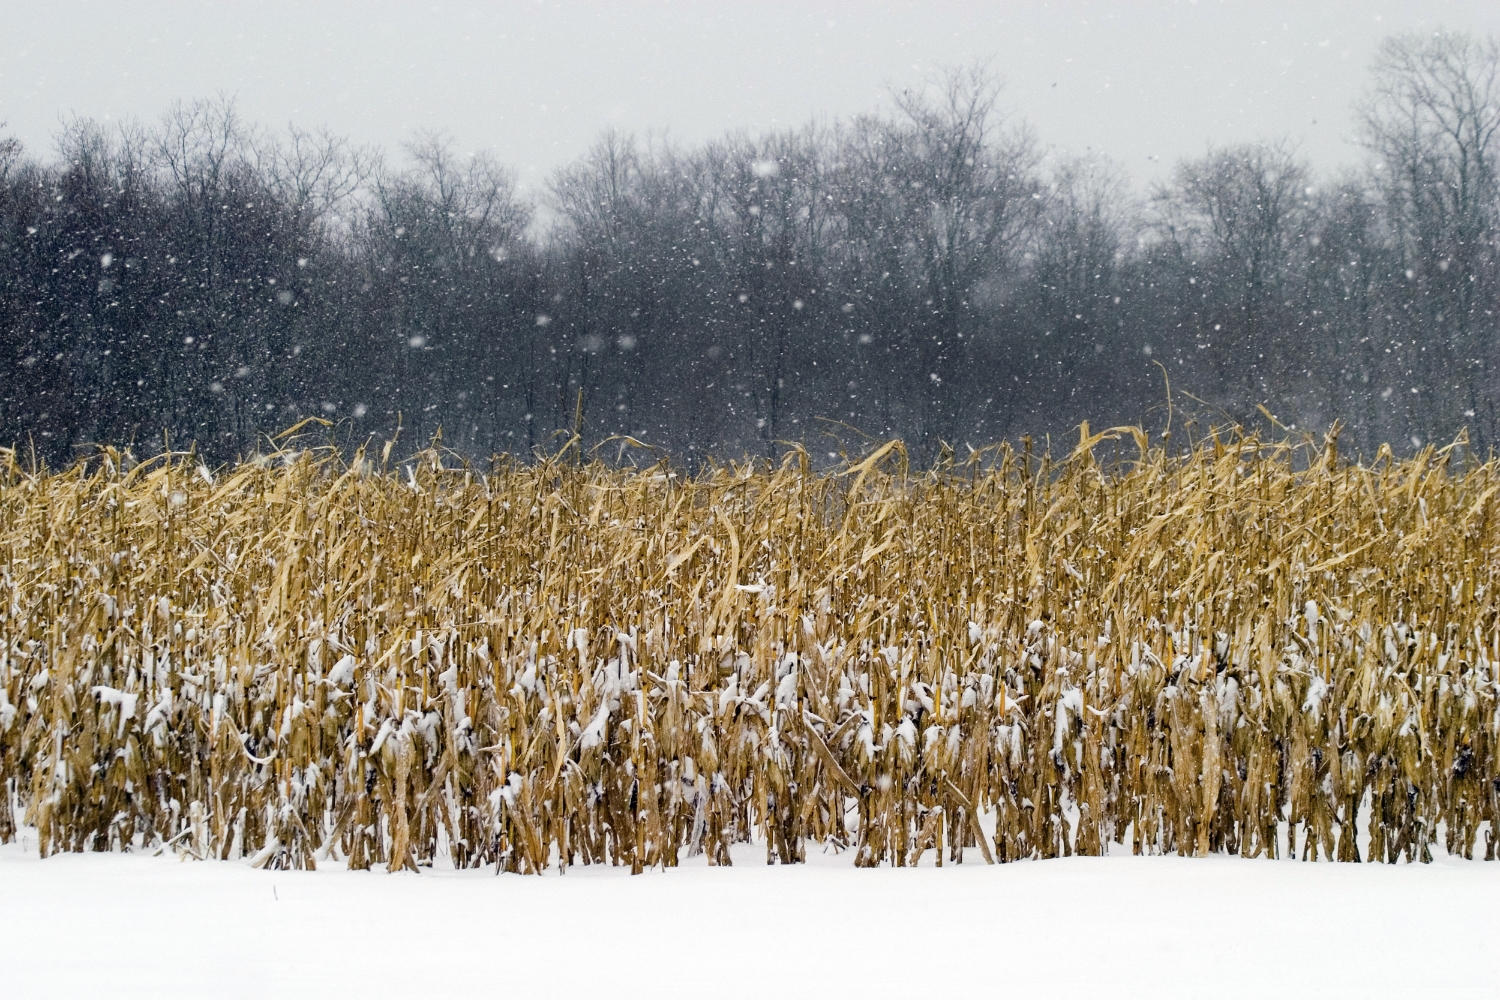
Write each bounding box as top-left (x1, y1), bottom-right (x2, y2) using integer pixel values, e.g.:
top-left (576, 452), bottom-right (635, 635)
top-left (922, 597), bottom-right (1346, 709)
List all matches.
top-left (1297, 179), bottom-right (1394, 441)
top-left (702, 127), bottom-right (830, 455)
top-left (256, 124), bottom-right (369, 243)
top-left (0, 125), bottom-right (20, 183)
top-left (834, 64), bottom-right (1042, 453)
top-left (363, 133), bottom-right (533, 450)
top-left (1358, 31), bottom-right (1500, 438)
top-left (1152, 140), bottom-right (1311, 407)
top-left (1021, 154), bottom-right (1135, 425)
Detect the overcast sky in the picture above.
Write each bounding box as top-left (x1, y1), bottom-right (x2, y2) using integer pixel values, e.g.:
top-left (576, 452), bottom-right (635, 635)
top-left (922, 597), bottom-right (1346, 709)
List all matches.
top-left (5, 0), bottom-right (1500, 191)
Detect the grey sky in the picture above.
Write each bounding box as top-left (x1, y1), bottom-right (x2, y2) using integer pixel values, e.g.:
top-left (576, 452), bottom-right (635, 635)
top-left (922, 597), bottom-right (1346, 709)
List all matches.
top-left (5, 0), bottom-right (1500, 191)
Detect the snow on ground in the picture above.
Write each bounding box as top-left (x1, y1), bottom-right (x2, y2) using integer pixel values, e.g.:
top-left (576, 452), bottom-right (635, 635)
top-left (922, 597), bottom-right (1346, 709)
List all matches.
top-left (2, 834), bottom-right (1495, 999)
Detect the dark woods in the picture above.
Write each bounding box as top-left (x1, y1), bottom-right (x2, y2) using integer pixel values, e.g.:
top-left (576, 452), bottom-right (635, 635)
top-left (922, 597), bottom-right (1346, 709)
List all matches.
top-left (3, 33), bottom-right (1498, 467)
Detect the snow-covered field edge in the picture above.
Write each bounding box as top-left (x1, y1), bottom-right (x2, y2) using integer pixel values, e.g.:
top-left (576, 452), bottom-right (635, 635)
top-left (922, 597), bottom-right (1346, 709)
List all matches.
top-left (2, 821), bottom-right (1496, 1000)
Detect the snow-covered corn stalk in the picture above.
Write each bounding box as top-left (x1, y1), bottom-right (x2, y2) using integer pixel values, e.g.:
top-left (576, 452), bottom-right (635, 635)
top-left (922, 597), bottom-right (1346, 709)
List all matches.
top-left (0, 425), bottom-right (1495, 871)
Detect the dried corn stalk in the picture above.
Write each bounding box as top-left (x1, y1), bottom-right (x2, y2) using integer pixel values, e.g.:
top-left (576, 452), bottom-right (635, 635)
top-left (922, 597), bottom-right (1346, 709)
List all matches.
top-left (0, 426), bottom-right (1495, 871)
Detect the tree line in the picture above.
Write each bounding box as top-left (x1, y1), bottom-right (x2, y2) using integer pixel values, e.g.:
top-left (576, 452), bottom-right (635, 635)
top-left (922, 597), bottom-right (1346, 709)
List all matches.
top-left (2, 31), bottom-right (1498, 467)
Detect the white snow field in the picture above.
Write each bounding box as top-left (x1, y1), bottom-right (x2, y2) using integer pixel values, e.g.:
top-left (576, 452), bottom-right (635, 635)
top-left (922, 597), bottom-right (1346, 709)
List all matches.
top-left (2, 836), bottom-right (1496, 1000)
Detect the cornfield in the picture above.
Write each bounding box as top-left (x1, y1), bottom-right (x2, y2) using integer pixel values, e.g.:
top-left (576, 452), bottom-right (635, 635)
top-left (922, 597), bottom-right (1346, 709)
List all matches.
top-left (1, 423), bottom-right (1496, 873)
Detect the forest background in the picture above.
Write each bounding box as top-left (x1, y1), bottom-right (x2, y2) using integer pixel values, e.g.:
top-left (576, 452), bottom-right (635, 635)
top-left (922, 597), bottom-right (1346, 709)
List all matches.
top-left (2, 32), bottom-right (1498, 467)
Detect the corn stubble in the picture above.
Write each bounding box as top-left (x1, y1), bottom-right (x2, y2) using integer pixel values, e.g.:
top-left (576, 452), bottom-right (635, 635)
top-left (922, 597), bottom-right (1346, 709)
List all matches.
top-left (0, 425), bottom-right (1496, 873)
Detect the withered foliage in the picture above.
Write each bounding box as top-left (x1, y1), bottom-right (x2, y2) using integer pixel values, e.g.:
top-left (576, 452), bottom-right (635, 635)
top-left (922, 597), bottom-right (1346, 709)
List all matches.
top-left (1, 426), bottom-right (1495, 871)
